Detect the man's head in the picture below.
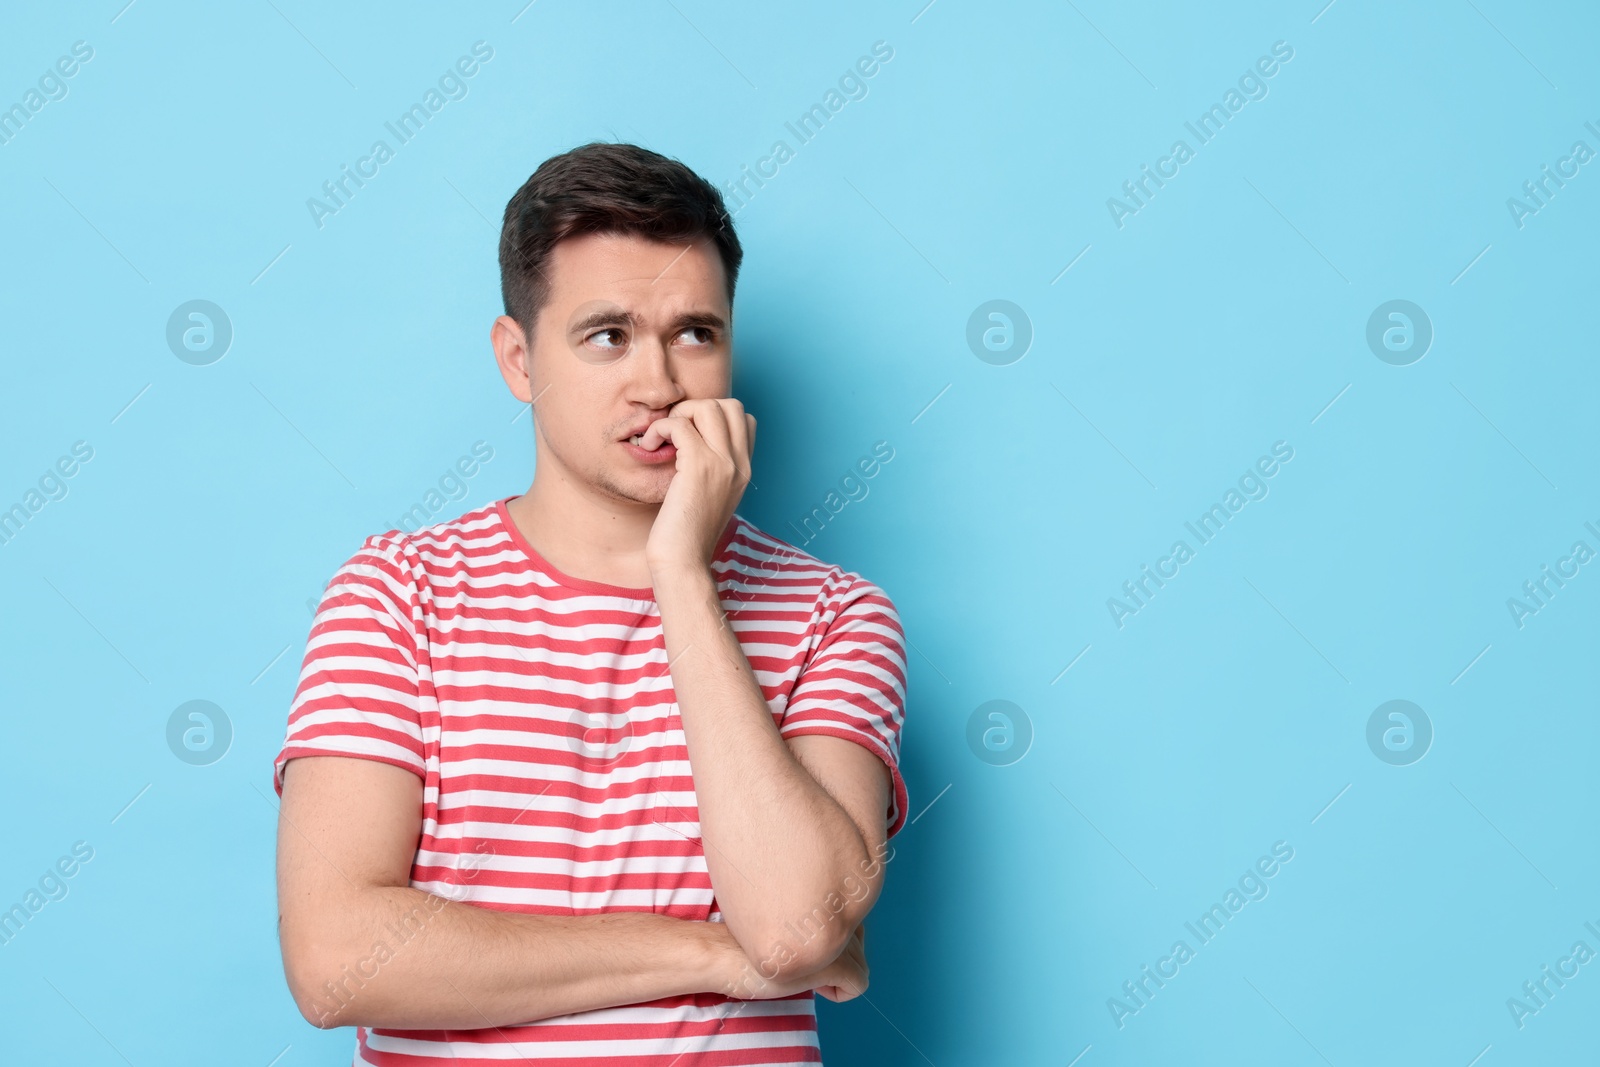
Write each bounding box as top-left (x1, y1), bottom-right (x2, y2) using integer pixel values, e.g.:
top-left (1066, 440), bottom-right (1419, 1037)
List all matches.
top-left (492, 142), bottom-right (743, 506)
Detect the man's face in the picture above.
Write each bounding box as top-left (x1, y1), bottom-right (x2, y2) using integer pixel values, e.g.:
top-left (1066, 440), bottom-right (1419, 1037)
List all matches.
top-left (495, 231), bottom-right (733, 505)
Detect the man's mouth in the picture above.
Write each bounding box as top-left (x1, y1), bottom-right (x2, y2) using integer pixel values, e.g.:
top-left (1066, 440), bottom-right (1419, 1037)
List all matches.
top-left (622, 433), bottom-right (676, 461)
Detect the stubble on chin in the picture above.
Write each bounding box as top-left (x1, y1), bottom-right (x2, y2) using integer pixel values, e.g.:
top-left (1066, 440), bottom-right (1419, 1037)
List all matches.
top-left (542, 423), bottom-right (669, 506)
top-left (592, 463), bottom-right (670, 507)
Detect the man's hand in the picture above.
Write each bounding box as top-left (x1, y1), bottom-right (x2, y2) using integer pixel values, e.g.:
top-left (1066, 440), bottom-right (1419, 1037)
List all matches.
top-left (721, 923), bottom-right (869, 1004)
top-left (811, 923), bottom-right (870, 1003)
top-left (643, 397), bottom-right (755, 574)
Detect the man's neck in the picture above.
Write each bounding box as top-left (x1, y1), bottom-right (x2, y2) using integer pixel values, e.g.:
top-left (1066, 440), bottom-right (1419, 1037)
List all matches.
top-left (506, 470), bottom-right (661, 591)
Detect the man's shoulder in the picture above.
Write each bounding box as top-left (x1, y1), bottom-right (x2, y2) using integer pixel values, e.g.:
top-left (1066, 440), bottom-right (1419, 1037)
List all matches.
top-left (339, 499), bottom-right (507, 581)
top-left (723, 515), bottom-right (895, 609)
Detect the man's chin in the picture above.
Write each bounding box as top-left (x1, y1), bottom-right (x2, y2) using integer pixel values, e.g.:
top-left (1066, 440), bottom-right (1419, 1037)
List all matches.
top-left (597, 469), bottom-right (670, 506)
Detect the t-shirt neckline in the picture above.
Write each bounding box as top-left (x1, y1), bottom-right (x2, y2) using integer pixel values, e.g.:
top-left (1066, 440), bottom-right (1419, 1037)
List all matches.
top-left (494, 496), bottom-right (737, 600)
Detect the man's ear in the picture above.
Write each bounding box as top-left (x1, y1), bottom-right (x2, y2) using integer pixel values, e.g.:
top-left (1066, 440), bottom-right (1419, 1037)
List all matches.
top-left (491, 314), bottom-right (535, 403)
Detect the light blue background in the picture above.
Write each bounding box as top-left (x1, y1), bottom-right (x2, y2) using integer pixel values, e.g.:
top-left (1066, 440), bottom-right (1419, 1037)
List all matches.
top-left (2, 1), bottom-right (1596, 1064)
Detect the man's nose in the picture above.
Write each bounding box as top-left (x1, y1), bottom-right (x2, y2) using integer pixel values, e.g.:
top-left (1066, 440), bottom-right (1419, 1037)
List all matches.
top-left (626, 335), bottom-right (682, 406)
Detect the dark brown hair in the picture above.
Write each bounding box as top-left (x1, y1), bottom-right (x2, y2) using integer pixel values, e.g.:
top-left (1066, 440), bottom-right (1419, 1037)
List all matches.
top-left (498, 141), bottom-right (743, 334)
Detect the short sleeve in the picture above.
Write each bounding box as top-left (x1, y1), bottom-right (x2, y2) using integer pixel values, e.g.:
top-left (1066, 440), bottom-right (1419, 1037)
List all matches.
top-left (273, 535), bottom-right (427, 796)
top-left (779, 576), bottom-right (910, 838)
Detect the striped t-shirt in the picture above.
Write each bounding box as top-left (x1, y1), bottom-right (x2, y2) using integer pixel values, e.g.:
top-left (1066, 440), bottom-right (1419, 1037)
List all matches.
top-left (273, 496), bottom-right (909, 1065)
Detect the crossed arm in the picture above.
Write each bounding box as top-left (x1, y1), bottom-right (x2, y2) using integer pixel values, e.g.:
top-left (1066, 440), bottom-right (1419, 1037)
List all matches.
top-left (275, 571), bottom-right (893, 1028)
top-left (649, 564), bottom-right (894, 988)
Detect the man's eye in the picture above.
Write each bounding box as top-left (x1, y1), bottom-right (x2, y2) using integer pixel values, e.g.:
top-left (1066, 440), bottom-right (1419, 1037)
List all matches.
top-left (588, 328), bottom-right (626, 348)
top-left (677, 326), bottom-right (714, 345)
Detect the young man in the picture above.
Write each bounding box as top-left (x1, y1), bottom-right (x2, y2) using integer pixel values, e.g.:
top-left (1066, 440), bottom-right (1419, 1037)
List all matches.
top-left (272, 142), bottom-right (909, 1065)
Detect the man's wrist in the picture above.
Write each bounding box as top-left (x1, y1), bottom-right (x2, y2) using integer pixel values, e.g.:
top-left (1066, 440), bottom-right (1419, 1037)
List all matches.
top-left (696, 919), bottom-right (755, 997)
top-left (648, 557), bottom-right (717, 600)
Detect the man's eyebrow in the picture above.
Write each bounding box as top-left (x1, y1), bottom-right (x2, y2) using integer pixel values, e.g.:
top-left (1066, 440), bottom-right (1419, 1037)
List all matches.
top-left (568, 307), bottom-right (635, 334)
top-left (567, 308), bottom-right (728, 334)
top-left (668, 311), bottom-right (728, 332)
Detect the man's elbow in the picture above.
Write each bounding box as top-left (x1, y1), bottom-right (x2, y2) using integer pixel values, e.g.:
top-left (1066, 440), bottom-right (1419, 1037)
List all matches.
top-left (789, 926), bottom-right (852, 977)
top-left (737, 927), bottom-right (840, 983)
top-left (296, 993), bottom-right (343, 1031)
top-left (726, 847), bottom-right (888, 979)
top-left (745, 902), bottom-right (866, 978)
top-left (280, 921), bottom-right (364, 1029)
top-left (283, 951), bottom-right (337, 1028)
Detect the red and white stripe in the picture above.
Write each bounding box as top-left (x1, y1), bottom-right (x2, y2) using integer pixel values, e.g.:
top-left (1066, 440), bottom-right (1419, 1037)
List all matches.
top-left (274, 496), bottom-right (908, 1065)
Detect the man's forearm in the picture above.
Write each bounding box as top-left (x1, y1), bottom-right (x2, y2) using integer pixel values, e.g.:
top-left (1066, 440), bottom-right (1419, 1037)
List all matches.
top-left (651, 564), bottom-right (875, 965)
top-left (287, 885), bottom-right (741, 1030)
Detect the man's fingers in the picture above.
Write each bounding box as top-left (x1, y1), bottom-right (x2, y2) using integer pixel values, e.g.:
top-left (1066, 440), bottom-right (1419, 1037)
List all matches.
top-left (639, 401), bottom-right (753, 504)
top-left (665, 398), bottom-right (734, 466)
top-left (715, 399), bottom-right (752, 467)
top-left (643, 412), bottom-right (694, 451)
top-left (733, 410), bottom-right (755, 489)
